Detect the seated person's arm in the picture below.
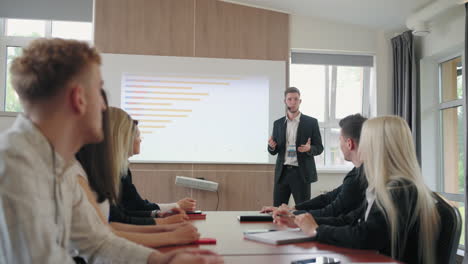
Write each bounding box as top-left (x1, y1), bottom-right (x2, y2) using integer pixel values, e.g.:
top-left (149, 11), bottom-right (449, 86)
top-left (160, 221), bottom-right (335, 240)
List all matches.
top-left (77, 175), bottom-right (198, 248)
top-left (294, 185), bottom-right (342, 211)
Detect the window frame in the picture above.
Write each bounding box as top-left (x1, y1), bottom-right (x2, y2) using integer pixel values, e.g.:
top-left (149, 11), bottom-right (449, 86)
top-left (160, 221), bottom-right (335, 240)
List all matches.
top-left (436, 52), bottom-right (466, 249)
top-left (437, 53), bottom-right (465, 201)
top-left (0, 18), bottom-right (92, 115)
top-left (289, 51), bottom-right (374, 170)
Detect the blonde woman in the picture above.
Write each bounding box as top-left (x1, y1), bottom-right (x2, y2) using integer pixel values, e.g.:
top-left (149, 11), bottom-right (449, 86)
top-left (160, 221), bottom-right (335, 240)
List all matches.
top-left (107, 106), bottom-right (194, 225)
top-left (274, 116), bottom-right (440, 264)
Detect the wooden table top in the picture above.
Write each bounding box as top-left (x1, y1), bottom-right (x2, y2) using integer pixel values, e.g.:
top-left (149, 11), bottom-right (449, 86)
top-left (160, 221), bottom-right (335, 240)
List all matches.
top-left (158, 211), bottom-right (400, 264)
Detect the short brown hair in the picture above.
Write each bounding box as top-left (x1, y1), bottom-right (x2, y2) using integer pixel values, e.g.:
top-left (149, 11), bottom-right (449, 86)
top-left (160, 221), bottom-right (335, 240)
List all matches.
top-left (10, 38), bottom-right (101, 102)
top-left (284, 87), bottom-right (300, 97)
top-left (339, 113), bottom-right (367, 144)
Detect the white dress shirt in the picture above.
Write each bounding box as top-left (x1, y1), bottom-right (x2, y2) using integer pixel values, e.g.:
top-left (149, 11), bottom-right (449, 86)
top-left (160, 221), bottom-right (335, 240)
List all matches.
top-left (284, 112), bottom-right (301, 166)
top-left (0, 115), bottom-right (154, 264)
top-left (75, 164), bottom-right (110, 220)
top-left (364, 187), bottom-right (376, 221)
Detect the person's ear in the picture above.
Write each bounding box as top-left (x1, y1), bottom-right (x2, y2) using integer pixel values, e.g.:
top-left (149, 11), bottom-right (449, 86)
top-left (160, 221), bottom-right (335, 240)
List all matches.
top-left (69, 83), bottom-right (87, 115)
top-left (347, 138), bottom-right (355, 151)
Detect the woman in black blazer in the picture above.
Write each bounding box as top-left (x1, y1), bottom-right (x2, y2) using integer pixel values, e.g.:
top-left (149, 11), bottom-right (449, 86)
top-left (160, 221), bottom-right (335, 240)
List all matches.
top-left (274, 116), bottom-right (440, 264)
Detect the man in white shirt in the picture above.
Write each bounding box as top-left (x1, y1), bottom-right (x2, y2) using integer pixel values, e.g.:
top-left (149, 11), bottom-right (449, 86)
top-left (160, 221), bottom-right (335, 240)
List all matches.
top-left (0, 38), bottom-right (221, 264)
top-left (268, 87), bottom-right (323, 206)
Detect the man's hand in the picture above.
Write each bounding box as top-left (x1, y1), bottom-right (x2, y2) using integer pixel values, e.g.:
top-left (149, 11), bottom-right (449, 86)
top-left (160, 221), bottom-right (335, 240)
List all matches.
top-left (297, 138), bottom-right (311, 153)
top-left (268, 136), bottom-right (277, 150)
top-left (148, 249), bottom-right (223, 264)
top-left (278, 203), bottom-right (294, 211)
top-left (177, 198), bottom-right (197, 211)
top-left (272, 208), bottom-right (297, 228)
top-left (260, 206), bottom-right (277, 213)
top-left (294, 213), bottom-right (318, 237)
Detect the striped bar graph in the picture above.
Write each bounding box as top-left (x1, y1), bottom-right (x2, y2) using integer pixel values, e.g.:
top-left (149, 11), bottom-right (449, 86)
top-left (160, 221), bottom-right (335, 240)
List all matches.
top-left (125, 108), bottom-right (192, 112)
top-left (139, 125), bottom-right (166, 129)
top-left (126, 85), bottom-right (192, 90)
top-left (130, 113), bottom-right (189, 118)
top-left (139, 120), bottom-right (172, 123)
top-left (126, 75), bottom-right (241, 80)
top-left (126, 102), bottom-right (172, 106)
top-left (126, 91), bottom-right (209, 96)
top-left (122, 73), bottom-right (239, 133)
top-left (127, 79), bottom-right (229, 85)
top-left (126, 96), bottom-right (201, 101)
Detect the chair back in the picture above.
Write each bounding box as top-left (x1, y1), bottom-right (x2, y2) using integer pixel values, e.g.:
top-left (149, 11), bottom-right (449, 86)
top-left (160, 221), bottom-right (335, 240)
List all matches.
top-left (434, 193), bottom-right (462, 264)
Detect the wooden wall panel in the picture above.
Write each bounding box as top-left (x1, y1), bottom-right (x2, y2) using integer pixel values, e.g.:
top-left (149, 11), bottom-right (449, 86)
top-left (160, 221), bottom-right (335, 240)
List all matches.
top-left (194, 0), bottom-right (289, 60)
top-left (130, 163), bottom-right (275, 211)
top-left (94, 0), bottom-right (195, 56)
top-left (95, 0), bottom-right (289, 210)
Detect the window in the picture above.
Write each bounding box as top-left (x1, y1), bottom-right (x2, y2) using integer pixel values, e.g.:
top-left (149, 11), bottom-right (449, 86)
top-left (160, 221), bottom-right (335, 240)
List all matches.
top-left (438, 56), bottom-right (465, 247)
top-left (6, 47), bottom-right (23, 112)
top-left (290, 52), bottom-right (373, 169)
top-left (0, 18), bottom-right (93, 112)
top-left (6, 19), bottom-right (46, 37)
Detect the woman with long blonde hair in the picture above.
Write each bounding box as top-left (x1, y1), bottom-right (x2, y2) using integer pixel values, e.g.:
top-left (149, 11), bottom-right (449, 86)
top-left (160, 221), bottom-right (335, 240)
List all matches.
top-left (107, 107), bottom-right (195, 224)
top-left (274, 116), bottom-right (440, 264)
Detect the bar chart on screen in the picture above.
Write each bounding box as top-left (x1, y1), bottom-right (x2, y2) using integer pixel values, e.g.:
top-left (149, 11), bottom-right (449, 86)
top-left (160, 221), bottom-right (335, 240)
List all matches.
top-left (120, 72), bottom-right (270, 163)
top-left (101, 53), bottom-right (285, 163)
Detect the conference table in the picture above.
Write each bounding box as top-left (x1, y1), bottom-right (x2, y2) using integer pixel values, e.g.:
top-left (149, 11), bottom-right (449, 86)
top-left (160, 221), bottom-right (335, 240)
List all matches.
top-left (159, 211), bottom-right (400, 264)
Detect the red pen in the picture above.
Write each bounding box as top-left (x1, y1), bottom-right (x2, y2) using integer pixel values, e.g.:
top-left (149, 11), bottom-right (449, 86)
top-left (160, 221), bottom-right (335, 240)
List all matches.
top-left (194, 238), bottom-right (217, 244)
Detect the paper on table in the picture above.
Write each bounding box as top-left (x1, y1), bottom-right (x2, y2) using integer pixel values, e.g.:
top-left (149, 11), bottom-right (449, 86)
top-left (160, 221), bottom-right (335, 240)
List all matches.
top-left (244, 228), bottom-right (313, 245)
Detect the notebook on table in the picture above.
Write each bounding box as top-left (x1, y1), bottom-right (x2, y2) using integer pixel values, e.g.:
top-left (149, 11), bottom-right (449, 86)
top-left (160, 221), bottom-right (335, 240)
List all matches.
top-left (244, 228), bottom-right (313, 245)
top-left (237, 214), bottom-right (273, 222)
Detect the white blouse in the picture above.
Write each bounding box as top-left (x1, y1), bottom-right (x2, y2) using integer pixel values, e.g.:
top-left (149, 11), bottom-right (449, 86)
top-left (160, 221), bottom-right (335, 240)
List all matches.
top-left (72, 163), bottom-right (110, 220)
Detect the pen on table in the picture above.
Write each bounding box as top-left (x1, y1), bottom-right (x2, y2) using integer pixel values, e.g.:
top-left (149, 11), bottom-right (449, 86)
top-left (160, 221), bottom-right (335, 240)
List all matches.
top-left (275, 214), bottom-right (295, 218)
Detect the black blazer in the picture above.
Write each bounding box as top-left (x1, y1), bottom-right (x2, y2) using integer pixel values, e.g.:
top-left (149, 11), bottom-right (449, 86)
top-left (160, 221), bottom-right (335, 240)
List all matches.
top-left (109, 204), bottom-right (155, 225)
top-left (314, 180), bottom-right (422, 264)
top-left (120, 169), bottom-right (160, 211)
top-left (294, 166), bottom-right (368, 217)
top-left (268, 114), bottom-right (323, 183)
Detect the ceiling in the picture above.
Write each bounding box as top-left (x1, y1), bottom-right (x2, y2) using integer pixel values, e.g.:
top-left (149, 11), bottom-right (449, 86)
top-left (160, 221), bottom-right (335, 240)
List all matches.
top-left (222, 0), bottom-right (434, 30)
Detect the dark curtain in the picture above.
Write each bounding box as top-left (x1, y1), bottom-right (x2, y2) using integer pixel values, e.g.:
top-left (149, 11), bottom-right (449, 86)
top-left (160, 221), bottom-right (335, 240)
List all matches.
top-left (391, 30), bottom-right (420, 161)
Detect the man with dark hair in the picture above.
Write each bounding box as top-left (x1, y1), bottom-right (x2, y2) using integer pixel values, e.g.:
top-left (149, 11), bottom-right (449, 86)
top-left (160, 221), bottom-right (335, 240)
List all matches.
top-left (262, 113), bottom-right (368, 218)
top-left (0, 38), bottom-right (221, 264)
top-left (267, 87), bottom-right (323, 206)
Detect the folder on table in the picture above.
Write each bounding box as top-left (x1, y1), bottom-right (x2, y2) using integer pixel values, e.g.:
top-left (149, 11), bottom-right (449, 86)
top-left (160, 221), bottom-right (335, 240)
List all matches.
top-left (237, 214), bottom-right (273, 222)
top-left (244, 228), bottom-right (313, 245)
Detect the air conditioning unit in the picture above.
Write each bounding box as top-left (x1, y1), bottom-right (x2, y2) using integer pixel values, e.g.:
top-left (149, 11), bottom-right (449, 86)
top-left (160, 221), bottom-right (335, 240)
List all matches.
top-left (175, 176), bottom-right (219, 192)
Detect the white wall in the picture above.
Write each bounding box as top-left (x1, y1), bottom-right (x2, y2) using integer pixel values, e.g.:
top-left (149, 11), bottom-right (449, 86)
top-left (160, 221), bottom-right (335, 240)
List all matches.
top-left (420, 7), bottom-right (465, 59)
top-left (290, 15), bottom-right (378, 53)
top-left (417, 7), bottom-right (465, 190)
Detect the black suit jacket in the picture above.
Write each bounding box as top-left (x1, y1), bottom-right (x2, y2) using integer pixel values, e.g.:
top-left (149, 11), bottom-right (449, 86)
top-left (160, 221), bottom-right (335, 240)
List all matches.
top-left (268, 114), bottom-right (323, 183)
top-left (294, 166), bottom-right (368, 217)
top-left (120, 169), bottom-right (160, 211)
top-left (314, 180), bottom-right (421, 264)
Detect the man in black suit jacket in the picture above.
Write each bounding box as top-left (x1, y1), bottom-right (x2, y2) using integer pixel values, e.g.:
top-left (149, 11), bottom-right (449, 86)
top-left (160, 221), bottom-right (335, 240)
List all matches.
top-left (268, 87), bottom-right (323, 206)
top-left (263, 114), bottom-right (368, 217)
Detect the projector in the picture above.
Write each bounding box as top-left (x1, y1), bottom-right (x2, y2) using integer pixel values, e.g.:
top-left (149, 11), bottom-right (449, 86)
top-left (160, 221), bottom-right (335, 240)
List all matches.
top-left (175, 176), bottom-right (219, 192)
